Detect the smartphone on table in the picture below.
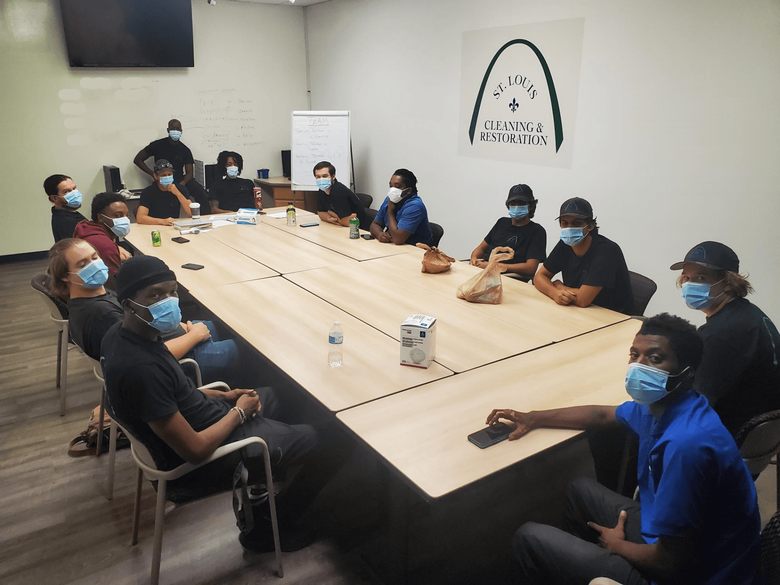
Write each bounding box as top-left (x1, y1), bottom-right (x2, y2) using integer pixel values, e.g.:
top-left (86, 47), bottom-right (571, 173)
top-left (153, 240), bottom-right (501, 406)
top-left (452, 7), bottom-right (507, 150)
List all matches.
top-left (468, 422), bottom-right (513, 449)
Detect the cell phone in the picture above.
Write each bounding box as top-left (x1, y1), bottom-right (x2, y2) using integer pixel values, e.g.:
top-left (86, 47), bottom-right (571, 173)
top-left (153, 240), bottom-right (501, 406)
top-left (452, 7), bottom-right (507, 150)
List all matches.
top-left (171, 237), bottom-right (190, 244)
top-left (361, 234), bottom-right (375, 240)
top-left (467, 422), bottom-right (513, 449)
top-left (300, 222), bottom-right (319, 227)
top-left (181, 263), bottom-right (204, 270)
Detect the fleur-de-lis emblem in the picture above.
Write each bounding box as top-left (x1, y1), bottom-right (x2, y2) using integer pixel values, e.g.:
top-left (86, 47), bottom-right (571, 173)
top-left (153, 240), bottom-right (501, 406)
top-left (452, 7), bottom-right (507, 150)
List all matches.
top-left (509, 98), bottom-right (519, 113)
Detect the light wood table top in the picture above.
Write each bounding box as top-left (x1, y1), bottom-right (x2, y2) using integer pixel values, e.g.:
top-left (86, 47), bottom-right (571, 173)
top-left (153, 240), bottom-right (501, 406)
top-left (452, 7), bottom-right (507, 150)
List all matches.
top-left (286, 263), bottom-right (553, 373)
top-left (206, 222), bottom-right (356, 275)
top-left (194, 278), bottom-right (454, 412)
top-left (337, 319), bottom-right (642, 499)
top-left (260, 210), bottom-right (418, 262)
top-left (125, 224), bottom-right (279, 292)
top-left (362, 250), bottom-right (629, 342)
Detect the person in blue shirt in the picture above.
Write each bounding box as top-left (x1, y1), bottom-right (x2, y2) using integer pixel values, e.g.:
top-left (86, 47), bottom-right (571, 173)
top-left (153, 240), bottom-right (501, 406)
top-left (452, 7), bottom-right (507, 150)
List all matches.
top-left (370, 168), bottom-right (432, 245)
top-left (485, 313), bottom-right (760, 585)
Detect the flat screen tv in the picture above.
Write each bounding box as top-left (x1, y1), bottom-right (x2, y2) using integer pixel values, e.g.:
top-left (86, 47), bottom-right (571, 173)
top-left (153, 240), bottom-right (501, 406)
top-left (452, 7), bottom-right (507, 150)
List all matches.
top-left (60, 0), bottom-right (194, 67)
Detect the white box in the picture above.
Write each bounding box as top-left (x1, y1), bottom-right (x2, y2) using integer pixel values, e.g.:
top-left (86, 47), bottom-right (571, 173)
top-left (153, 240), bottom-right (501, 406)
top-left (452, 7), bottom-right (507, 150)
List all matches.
top-left (400, 314), bottom-right (437, 368)
top-left (236, 208), bottom-right (259, 225)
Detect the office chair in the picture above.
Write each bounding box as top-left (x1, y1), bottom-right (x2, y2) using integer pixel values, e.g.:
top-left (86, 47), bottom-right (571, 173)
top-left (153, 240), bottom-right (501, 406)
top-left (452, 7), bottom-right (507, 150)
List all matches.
top-left (628, 271), bottom-right (657, 317)
top-left (762, 509), bottom-right (780, 584)
top-left (734, 408), bottom-right (780, 508)
top-left (30, 274), bottom-right (71, 416)
top-left (356, 192), bottom-right (373, 208)
top-left (364, 207), bottom-right (378, 225)
top-left (429, 222), bottom-right (444, 248)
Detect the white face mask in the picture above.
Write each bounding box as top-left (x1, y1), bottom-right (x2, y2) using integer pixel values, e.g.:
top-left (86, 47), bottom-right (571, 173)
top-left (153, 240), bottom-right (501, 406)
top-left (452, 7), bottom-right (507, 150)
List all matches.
top-left (388, 187), bottom-right (405, 204)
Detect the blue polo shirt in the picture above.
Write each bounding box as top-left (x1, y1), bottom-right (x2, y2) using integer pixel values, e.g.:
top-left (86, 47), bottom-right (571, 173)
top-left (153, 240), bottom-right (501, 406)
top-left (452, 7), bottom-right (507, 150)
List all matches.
top-left (374, 193), bottom-right (432, 245)
top-left (616, 391), bottom-right (760, 585)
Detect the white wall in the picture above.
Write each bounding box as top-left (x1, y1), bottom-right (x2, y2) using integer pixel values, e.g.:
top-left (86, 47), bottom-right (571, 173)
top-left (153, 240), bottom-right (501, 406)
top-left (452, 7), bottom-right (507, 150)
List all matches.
top-left (0, 0), bottom-right (308, 257)
top-left (305, 0), bottom-right (780, 323)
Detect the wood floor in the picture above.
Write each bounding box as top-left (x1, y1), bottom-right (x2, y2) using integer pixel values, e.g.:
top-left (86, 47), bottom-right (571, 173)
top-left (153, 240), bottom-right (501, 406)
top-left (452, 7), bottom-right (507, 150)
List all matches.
top-left (2, 258), bottom-right (777, 585)
top-left (0, 259), bottom-right (381, 585)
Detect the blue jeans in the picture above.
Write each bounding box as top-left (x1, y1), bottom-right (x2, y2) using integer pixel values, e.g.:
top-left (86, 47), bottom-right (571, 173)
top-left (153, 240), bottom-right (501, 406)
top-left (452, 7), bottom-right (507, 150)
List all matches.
top-left (185, 320), bottom-right (239, 384)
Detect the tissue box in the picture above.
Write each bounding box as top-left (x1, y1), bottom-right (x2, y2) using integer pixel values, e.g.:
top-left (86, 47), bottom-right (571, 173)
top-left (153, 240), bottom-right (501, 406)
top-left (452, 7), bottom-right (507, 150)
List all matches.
top-left (236, 208), bottom-right (259, 225)
top-left (400, 314), bottom-right (437, 368)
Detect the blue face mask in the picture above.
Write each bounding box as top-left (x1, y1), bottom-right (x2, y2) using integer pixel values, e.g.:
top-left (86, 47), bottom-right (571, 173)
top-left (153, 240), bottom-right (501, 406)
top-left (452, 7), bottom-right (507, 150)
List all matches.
top-left (102, 215), bottom-right (131, 238)
top-left (168, 130), bottom-right (182, 141)
top-left (560, 227), bottom-right (587, 246)
top-left (681, 281), bottom-right (724, 311)
top-left (130, 296), bottom-right (182, 333)
top-left (226, 166), bottom-right (239, 178)
top-left (70, 259), bottom-right (109, 289)
top-left (316, 178), bottom-right (332, 191)
top-left (625, 362), bottom-right (691, 405)
top-left (508, 205), bottom-right (529, 220)
top-left (159, 175), bottom-right (175, 186)
top-left (63, 189), bottom-right (83, 208)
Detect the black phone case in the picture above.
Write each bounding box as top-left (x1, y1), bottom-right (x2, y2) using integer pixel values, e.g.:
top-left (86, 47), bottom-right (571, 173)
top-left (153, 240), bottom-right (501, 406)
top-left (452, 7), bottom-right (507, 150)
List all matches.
top-left (467, 423), bottom-right (512, 449)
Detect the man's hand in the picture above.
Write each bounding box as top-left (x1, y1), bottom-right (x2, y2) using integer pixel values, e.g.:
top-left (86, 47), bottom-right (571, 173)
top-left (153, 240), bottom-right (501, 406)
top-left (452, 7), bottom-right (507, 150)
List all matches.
top-left (224, 388), bottom-right (256, 405)
top-left (161, 217), bottom-right (175, 226)
top-left (588, 510), bottom-right (627, 552)
top-left (485, 408), bottom-right (537, 440)
top-left (553, 288), bottom-right (577, 305)
top-left (186, 321), bottom-right (211, 342)
top-left (237, 392), bottom-right (260, 418)
top-left (474, 259), bottom-right (489, 269)
top-left (376, 231), bottom-right (393, 243)
top-left (119, 247), bottom-right (132, 261)
top-left (387, 200), bottom-right (397, 214)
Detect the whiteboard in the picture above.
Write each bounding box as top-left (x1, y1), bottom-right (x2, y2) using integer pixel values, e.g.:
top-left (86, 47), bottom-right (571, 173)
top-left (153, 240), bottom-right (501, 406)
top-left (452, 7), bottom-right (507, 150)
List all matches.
top-left (291, 111), bottom-right (351, 190)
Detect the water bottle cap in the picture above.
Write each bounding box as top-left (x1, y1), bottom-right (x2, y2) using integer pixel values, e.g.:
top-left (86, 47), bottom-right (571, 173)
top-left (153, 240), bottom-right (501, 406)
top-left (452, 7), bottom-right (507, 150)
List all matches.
top-left (334, 321), bottom-right (340, 326)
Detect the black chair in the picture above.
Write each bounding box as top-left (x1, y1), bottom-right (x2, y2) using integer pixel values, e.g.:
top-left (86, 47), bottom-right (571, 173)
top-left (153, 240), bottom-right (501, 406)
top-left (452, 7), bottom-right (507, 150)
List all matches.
top-left (365, 207), bottom-right (378, 225)
top-left (628, 271), bottom-right (657, 316)
top-left (429, 222), bottom-right (444, 248)
top-left (734, 409), bottom-right (780, 508)
top-left (356, 192), bottom-right (373, 208)
top-left (761, 509), bottom-right (780, 585)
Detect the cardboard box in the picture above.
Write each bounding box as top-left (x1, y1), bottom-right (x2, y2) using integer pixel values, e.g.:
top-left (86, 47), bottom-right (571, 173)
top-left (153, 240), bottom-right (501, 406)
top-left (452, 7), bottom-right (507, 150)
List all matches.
top-left (400, 314), bottom-right (437, 368)
top-left (236, 208), bottom-right (259, 225)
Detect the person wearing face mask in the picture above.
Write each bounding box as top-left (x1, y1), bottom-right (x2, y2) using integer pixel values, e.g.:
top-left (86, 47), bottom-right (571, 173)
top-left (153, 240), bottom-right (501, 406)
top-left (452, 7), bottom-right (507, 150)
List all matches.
top-left (133, 118), bottom-right (211, 213)
top-left (312, 161), bottom-right (367, 229)
top-left (534, 197), bottom-right (632, 314)
top-left (102, 255), bottom-right (348, 553)
top-left (486, 313), bottom-right (760, 585)
top-left (73, 192), bottom-right (133, 287)
top-left (44, 174), bottom-right (87, 242)
top-left (210, 150), bottom-right (261, 214)
top-left (136, 160), bottom-right (193, 225)
top-left (469, 183), bottom-right (546, 281)
top-left (671, 241), bottom-right (780, 434)
top-left (370, 168), bottom-right (432, 245)
top-left (48, 239), bottom-right (238, 384)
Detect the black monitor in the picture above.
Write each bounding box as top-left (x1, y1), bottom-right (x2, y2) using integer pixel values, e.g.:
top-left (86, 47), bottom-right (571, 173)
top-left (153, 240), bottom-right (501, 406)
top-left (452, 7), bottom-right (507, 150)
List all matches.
top-left (281, 150), bottom-right (291, 179)
top-left (103, 166), bottom-right (122, 192)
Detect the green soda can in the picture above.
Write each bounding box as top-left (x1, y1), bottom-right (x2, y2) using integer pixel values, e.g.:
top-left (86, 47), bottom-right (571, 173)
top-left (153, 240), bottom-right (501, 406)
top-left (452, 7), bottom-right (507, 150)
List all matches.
top-left (152, 230), bottom-right (162, 247)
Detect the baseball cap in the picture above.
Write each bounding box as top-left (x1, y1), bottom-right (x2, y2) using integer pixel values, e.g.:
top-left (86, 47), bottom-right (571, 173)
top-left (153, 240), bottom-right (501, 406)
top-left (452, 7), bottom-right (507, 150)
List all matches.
top-left (154, 159), bottom-right (174, 173)
top-left (506, 184), bottom-right (534, 206)
top-left (556, 197), bottom-right (593, 221)
top-left (116, 256), bottom-right (177, 302)
top-left (669, 241), bottom-right (740, 272)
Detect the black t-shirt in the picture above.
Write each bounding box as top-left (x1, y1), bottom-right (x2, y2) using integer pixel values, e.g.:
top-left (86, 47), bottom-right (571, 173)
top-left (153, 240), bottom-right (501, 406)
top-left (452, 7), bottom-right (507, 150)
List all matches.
top-left (68, 291), bottom-right (123, 360)
top-left (144, 137), bottom-right (194, 183)
top-left (317, 181), bottom-right (368, 230)
top-left (138, 183), bottom-right (191, 219)
top-left (51, 207), bottom-right (86, 242)
top-left (102, 323), bottom-right (229, 470)
top-left (543, 233), bottom-right (633, 314)
top-left (209, 177), bottom-right (255, 211)
top-left (482, 218), bottom-right (547, 265)
top-left (696, 298), bottom-right (780, 433)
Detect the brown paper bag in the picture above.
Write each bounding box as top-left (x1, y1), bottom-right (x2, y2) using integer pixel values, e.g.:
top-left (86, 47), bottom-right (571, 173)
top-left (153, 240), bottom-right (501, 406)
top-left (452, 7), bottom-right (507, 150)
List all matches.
top-left (456, 246), bottom-right (514, 304)
top-left (417, 243), bottom-right (456, 274)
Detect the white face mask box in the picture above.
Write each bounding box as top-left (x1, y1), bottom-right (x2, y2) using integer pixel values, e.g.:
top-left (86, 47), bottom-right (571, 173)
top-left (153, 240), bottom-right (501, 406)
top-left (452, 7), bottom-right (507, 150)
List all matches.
top-left (236, 208), bottom-right (259, 225)
top-left (400, 314), bottom-right (437, 368)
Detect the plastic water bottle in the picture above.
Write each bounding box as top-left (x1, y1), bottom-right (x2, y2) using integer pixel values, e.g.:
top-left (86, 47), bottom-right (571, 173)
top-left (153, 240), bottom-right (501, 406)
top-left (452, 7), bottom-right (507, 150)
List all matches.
top-left (286, 202), bottom-right (296, 226)
top-left (349, 213), bottom-right (359, 239)
top-left (328, 321), bottom-right (343, 367)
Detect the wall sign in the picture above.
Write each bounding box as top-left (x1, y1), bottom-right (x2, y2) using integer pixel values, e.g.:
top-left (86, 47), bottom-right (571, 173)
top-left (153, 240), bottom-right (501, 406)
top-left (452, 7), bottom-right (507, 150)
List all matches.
top-left (458, 19), bottom-right (584, 169)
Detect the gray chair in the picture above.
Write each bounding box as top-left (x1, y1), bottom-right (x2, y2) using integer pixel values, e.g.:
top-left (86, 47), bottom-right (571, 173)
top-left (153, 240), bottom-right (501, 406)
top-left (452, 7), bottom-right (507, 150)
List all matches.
top-left (429, 222), bottom-right (444, 248)
top-left (628, 271), bottom-right (657, 317)
top-left (356, 192), bottom-right (373, 208)
top-left (30, 274), bottom-right (71, 416)
top-left (734, 409), bottom-right (780, 507)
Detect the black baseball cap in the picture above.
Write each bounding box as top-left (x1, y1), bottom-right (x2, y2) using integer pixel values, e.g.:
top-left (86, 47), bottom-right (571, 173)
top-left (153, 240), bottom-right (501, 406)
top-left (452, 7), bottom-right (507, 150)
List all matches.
top-left (556, 197), bottom-right (593, 221)
top-left (506, 184), bottom-right (534, 206)
top-left (670, 241), bottom-right (740, 272)
top-left (116, 256), bottom-right (177, 302)
top-left (154, 159), bottom-right (174, 173)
